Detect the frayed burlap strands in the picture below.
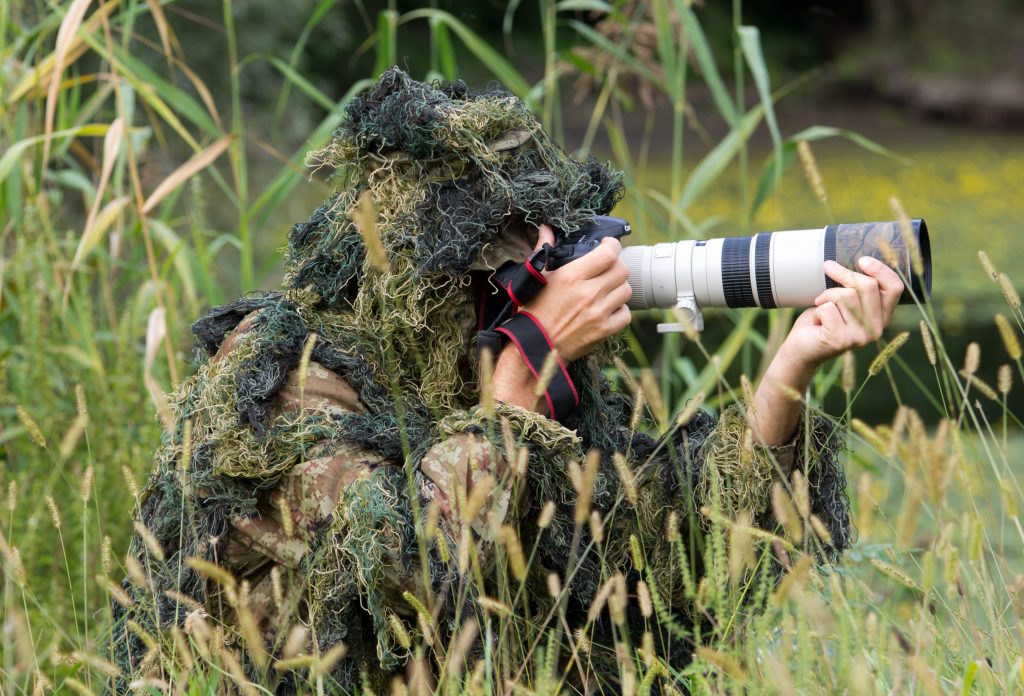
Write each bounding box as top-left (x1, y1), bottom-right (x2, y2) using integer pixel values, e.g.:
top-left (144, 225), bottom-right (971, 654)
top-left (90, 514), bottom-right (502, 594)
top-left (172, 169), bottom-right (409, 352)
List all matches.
top-left (111, 69), bottom-right (848, 692)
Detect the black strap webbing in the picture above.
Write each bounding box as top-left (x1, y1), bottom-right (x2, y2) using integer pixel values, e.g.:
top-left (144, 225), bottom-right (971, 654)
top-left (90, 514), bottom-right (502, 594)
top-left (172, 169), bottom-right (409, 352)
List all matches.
top-left (493, 311), bottom-right (578, 422)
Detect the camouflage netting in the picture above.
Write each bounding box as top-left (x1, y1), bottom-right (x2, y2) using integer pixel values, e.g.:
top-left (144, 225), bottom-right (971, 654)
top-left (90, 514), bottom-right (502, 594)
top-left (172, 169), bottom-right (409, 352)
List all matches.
top-left (110, 68), bottom-right (849, 693)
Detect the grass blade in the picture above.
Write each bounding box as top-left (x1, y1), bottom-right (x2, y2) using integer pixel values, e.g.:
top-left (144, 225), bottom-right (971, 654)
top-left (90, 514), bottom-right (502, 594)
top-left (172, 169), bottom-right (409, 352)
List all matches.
top-left (402, 9), bottom-right (531, 98)
top-left (43, 0), bottom-right (93, 165)
top-left (142, 135), bottom-right (232, 215)
top-left (738, 26), bottom-right (783, 185)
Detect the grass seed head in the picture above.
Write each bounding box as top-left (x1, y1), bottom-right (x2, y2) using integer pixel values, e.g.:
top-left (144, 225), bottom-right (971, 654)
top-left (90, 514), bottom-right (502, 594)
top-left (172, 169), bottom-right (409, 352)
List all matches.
top-left (589, 509), bottom-right (604, 545)
top-left (841, 351), bottom-right (856, 393)
top-left (16, 406), bottom-right (46, 449)
top-left (978, 250), bottom-right (998, 280)
top-left (676, 391), bottom-right (705, 427)
top-left (636, 580), bottom-right (653, 618)
top-left (79, 465), bottom-right (93, 504)
top-left (45, 495), bottom-right (61, 530)
top-left (995, 314), bottom-right (1022, 360)
top-left (919, 320), bottom-right (937, 366)
top-left (963, 342), bottom-right (981, 375)
top-left (869, 331), bottom-right (909, 376)
top-left (890, 196), bottom-right (923, 275)
top-left (547, 572), bottom-right (561, 598)
top-left (999, 272), bottom-right (1022, 310)
top-left (797, 140), bottom-right (828, 207)
top-left (59, 414), bottom-right (89, 461)
top-left (999, 364), bottom-right (1013, 395)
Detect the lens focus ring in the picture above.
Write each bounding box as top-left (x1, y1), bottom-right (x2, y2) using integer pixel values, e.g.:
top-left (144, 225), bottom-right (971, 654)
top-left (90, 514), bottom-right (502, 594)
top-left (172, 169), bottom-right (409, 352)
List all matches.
top-left (621, 246), bottom-right (653, 309)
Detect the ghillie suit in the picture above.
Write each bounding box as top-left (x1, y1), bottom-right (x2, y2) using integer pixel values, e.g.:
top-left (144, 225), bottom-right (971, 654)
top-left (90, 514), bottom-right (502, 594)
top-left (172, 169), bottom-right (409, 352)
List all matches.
top-left (111, 69), bottom-right (850, 693)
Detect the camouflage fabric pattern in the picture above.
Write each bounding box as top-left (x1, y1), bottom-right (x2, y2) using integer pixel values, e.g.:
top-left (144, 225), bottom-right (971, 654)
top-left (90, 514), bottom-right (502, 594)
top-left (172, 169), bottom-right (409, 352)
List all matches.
top-left (111, 69), bottom-right (850, 693)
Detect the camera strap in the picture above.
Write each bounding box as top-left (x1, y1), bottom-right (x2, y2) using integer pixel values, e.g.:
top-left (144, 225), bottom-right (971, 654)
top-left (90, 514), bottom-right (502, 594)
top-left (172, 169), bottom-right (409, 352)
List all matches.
top-left (476, 249), bottom-right (580, 423)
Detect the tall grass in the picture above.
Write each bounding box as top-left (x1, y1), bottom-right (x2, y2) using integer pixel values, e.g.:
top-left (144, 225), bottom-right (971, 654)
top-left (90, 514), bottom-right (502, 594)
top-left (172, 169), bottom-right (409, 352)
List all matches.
top-left (1, 0), bottom-right (1022, 693)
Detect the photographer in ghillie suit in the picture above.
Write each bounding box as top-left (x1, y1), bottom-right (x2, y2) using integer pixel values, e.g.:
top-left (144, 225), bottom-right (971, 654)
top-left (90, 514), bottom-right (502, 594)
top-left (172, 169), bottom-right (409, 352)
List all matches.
top-left (111, 68), bottom-right (903, 693)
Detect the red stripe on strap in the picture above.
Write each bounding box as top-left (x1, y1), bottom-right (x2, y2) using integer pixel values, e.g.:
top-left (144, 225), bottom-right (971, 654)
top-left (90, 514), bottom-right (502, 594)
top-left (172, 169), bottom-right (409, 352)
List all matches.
top-left (525, 259), bottom-right (548, 286)
top-left (506, 281), bottom-right (524, 307)
top-left (516, 310), bottom-right (579, 406)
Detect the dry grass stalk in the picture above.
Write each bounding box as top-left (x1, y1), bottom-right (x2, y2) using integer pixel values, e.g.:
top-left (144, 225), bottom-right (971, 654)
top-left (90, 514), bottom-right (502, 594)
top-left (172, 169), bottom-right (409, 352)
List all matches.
top-left (101, 535), bottom-right (113, 576)
top-left (142, 137), bottom-right (232, 215)
top-left (889, 196), bottom-right (923, 275)
top-left (797, 140), bottom-right (828, 208)
top-left (537, 500), bottom-right (556, 529)
top-left (462, 474), bottom-right (494, 524)
top-left (282, 624), bottom-right (308, 659)
top-left (868, 332), bottom-right (909, 376)
top-left (446, 618), bottom-right (479, 679)
top-left (695, 646), bottom-right (748, 683)
top-left (676, 391), bottom-right (705, 427)
top-left (238, 606), bottom-right (269, 669)
top-left (574, 449), bottom-right (600, 525)
top-left (589, 510), bottom-right (604, 545)
top-left (60, 414), bottom-right (89, 461)
top-left (547, 572), bottom-right (561, 599)
top-left (500, 525), bottom-right (527, 581)
top-left (851, 418), bottom-right (888, 453)
top-left (629, 534), bottom-right (645, 572)
top-left (96, 575), bottom-right (134, 608)
top-left (612, 452), bottom-right (638, 505)
top-left (477, 596), bottom-right (512, 617)
top-left (1000, 273), bottom-right (1022, 310)
top-left (71, 651), bottom-right (120, 679)
top-left (977, 250), bottom-right (998, 280)
top-left (185, 557), bottom-right (235, 590)
top-left (8, 480), bottom-right (17, 513)
top-left (16, 406), bottom-right (46, 449)
top-left (125, 554), bottom-right (152, 593)
top-left (771, 481), bottom-right (802, 542)
top-left (959, 371), bottom-right (999, 401)
top-left (999, 364), bottom-right (1013, 395)
top-left (79, 465), bottom-right (93, 504)
top-left (62, 677), bottom-right (97, 696)
top-left (45, 495), bottom-right (62, 530)
top-left (134, 521), bottom-right (165, 561)
top-left (122, 464), bottom-right (140, 500)
top-left (276, 495), bottom-right (294, 538)
top-left (919, 321), bottom-right (937, 366)
top-left (963, 342), bottom-right (981, 375)
top-left (841, 351), bottom-right (856, 393)
top-left (995, 314), bottom-right (1022, 359)
top-left (636, 580), bottom-right (653, 618)
top-left (387, 614), bottom-right (412, 650)
top-left (534, 350), bottom-right (560, 399)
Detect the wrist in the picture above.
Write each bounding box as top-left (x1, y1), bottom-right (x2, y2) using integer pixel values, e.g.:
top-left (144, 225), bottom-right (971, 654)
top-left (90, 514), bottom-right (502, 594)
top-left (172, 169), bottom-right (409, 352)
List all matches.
top-left (766, 339), bottom-right (820, 394)
top-left (491, 345), bottom-right (543, 413)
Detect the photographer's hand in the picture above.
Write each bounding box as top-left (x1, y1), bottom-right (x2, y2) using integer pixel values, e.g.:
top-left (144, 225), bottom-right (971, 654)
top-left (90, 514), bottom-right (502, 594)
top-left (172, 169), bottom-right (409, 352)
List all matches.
top-left (750, 257), bottom-right (904, 445)
top-left (491, 224), bottom-right (633, 414)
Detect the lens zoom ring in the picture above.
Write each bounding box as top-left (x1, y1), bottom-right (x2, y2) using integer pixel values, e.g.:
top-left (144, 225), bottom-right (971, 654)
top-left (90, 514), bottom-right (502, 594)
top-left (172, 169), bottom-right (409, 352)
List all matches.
top-left (754, 233), bottom-right (775, 308)
top-left (722, 236), bottom-right (756, 308)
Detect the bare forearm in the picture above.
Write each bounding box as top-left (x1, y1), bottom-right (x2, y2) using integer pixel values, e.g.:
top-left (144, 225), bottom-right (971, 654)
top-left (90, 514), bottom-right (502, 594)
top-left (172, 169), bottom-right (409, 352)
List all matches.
top-left (748, 343), bottom-right (818, 446)
top-left (491, 346), bottom-right (545, 413)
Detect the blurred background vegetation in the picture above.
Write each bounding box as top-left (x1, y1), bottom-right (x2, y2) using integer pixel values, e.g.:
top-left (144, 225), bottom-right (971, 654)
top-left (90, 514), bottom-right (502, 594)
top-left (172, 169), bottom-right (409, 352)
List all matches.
top-left (3, 0), bottom-right (1024, 692)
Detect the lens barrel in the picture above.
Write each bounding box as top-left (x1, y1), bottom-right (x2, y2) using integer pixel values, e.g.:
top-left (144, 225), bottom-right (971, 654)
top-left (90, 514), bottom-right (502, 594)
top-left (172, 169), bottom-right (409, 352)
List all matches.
top-left (622, 219), bottom-right (931, 311)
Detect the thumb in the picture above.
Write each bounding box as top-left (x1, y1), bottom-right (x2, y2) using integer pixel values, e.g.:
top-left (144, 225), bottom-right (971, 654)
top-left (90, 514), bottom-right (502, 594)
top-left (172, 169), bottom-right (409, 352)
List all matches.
top-left (534, 223), bottom-right (555, 251)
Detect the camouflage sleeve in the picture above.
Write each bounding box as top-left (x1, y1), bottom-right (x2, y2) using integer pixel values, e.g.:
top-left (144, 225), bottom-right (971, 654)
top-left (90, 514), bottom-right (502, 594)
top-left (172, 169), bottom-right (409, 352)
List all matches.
top-left (419, 402), bottom-right (586, 571)
top-left (690, 403), bottom-right (851, 560)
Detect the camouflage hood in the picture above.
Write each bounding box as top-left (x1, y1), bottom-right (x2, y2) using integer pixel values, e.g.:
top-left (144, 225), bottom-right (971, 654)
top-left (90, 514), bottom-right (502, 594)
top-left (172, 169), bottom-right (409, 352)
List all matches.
top-left (279, 68), bottom-right (623, 411)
